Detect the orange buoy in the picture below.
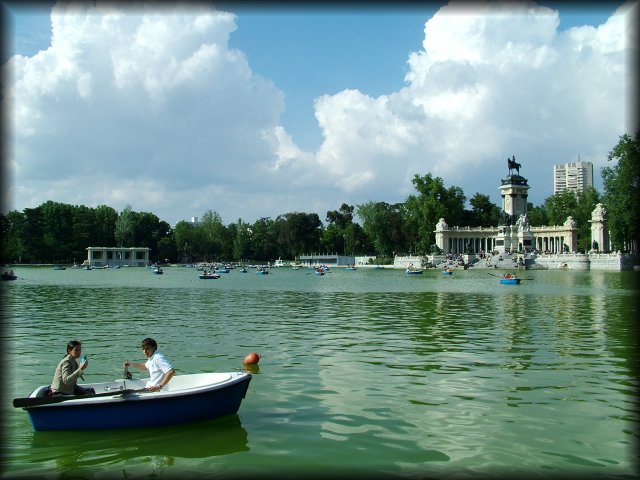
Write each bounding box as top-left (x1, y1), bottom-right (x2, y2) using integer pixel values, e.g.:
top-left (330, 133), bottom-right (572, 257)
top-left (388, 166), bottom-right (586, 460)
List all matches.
top-left (243, 352), bottom-right (261, 365)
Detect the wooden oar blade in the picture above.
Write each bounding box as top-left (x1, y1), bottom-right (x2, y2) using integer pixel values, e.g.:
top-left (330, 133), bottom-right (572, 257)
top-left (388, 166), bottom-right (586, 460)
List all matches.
top-left (13, 388), bottom-right (139, 408)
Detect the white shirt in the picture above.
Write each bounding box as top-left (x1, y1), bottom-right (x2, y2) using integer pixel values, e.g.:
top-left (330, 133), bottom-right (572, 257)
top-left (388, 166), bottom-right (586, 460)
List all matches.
top-left (144, 350), bottom-right (173, 388)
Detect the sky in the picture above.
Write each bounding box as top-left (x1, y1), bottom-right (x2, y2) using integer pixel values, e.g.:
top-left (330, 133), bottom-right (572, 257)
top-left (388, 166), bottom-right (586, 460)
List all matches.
top-left (1, 0), bottom-right (636, 227)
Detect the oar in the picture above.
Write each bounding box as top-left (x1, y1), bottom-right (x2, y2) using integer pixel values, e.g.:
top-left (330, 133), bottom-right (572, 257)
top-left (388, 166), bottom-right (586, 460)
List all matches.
top-left (13, 388), bottom-right (145, 408)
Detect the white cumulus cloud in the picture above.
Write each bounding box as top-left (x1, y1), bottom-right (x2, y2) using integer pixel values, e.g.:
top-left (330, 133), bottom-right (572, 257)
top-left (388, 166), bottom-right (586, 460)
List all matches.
top-left (3, 1), bottom-right (636, 225)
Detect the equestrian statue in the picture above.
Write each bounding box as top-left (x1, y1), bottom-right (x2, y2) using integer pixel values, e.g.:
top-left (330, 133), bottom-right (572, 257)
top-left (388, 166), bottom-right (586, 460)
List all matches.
top-left (507, 155), bottom-right (521, 175)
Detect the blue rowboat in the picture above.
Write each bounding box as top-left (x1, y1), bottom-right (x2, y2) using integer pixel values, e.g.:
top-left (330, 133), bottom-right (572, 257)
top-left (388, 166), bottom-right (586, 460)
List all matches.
top-left (15, 372), bottom-right (252, 431)
top-left (442, 270), bottom-right (452, 275)
top-left (405, 269), bottom-right (423, 275)
top-left (500, 278), bottom-right (521, 285)
top-left (255, 270), bottom-right (269, 275)
top-left (1, 273), bottom-right (17, 281)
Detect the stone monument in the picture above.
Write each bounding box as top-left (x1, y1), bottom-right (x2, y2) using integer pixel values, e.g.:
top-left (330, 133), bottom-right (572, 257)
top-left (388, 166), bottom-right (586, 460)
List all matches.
top-left (589, 203), bottom-right (609, 253)
top-left (494, 156), bottom-right (533, 254)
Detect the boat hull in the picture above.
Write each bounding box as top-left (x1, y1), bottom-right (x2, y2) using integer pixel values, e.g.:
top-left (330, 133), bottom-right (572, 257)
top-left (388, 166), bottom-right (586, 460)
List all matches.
top-left (405, 270), bottom-right (423, 275)
top-left (500, 278), bottom-right (521, 285)
top-left (23, 372), bottom-right (251, 431)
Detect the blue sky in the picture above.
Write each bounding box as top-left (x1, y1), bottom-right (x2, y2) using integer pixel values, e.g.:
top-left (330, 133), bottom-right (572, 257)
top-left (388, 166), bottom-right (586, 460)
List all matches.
top-left (1, 1), bottom-right (634, 226)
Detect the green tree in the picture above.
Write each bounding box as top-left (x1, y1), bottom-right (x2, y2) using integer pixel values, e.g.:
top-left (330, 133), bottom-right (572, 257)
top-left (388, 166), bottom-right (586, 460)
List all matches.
top-left (173, 221), bottom-right (197, 262)
top-left (132, 211), bottom-right (169, 261)
top-left (602, 130), bottom-right (640, 251)
top-left (276, 212), bottom-right (322, 258)
top-left (93, 205), bottom-right (118, 247)
top-left (343, 221), bottom-right (369, 255)
top-left (323, 203), bottom-right (357, 254)
top-left (1, 211), bottom-right (27, 263)
top-left (251, 217), bottom-right (278, 261)
top-left (526, 202), bottom-right (548, 227)
top-left (72, 205), bottom-right (96, 262)
top-left (115, 205), bottom-right (135, 247)
top-left (40, 201), bottom-right (74, 262)
top-left (201, 210), bottom-right (232, 260)
top-left (356, 201), bottom-right (407, 257)
top-left (404, 173), bottom-right (466, 253)
top-left (468, 193), bottom-right (501, 227)
top-left (231, 219), bottom-right (252, 261)
top-left (543, 190), bottom-right (578, 226)
top-left (22, 206), bottom-right (45, 263)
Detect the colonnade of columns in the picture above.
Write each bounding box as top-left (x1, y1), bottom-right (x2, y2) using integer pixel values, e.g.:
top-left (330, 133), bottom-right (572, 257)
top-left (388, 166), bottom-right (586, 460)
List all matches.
top-left (535, 235), bottom-right (567, 253)
top-left (446, 236), bottom-right (497, 254)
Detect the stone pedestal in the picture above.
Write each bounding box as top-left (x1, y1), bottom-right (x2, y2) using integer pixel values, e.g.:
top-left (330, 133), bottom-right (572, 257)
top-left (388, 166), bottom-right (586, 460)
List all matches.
top-left (589, 203), bottom-right (609, 253)
top-left (495, 174), bottom-right (531, 254)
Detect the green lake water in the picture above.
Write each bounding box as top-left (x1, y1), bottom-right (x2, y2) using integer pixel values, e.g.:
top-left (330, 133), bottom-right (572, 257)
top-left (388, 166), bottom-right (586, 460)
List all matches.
top-left (2, 266), bottom-right (638, 478)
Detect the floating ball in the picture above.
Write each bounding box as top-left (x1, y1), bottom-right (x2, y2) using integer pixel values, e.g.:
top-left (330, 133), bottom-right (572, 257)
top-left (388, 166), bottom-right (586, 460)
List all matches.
top-left (243, 352), bottom-right (261, 365)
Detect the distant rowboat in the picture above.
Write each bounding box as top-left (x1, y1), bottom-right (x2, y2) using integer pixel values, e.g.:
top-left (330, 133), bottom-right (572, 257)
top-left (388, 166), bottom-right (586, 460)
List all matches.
top-left (199, 273), bottom-right (220, 279)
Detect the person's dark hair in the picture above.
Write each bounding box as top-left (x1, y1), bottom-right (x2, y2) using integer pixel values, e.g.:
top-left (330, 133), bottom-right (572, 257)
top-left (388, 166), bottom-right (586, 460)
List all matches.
top-left (141, 338), bottom-right (157, 350)
top-left (66, 340), bottom-right (81, 355)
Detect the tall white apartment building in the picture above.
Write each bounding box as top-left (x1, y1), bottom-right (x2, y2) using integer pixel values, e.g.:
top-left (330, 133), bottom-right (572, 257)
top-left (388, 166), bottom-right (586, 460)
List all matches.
top-left (553, 161), bottom-right (594, 195)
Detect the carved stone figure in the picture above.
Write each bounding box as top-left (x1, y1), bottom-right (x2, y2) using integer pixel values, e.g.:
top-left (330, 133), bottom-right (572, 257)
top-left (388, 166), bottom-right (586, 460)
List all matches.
top-left (564, 216), bottom-right (577, 229)
top-left (591, 203), bottom-right (607, 222)
top-left (516, 213), bottom-right (529, 232)
top-left (436, 218), bottom-right (448, 230)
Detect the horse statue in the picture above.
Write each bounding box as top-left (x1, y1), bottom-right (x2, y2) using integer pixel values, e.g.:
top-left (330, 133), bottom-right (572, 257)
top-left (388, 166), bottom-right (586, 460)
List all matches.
top-left (507, 155), bottom-right (521, 175)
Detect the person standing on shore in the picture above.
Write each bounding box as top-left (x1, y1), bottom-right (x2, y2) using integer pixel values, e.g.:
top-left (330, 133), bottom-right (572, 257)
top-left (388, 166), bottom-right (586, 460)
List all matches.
top-left (124, 337), bottom-right (174, 392)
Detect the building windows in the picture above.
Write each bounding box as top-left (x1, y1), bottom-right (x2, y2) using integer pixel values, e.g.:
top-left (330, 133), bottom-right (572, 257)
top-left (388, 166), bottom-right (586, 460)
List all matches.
top-left (553, 161), bottom-right (593, 194)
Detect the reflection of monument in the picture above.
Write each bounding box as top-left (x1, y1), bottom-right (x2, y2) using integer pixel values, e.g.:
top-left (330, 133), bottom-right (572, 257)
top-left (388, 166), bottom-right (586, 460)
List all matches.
top-left (494, 157), bottom-right (534, 254)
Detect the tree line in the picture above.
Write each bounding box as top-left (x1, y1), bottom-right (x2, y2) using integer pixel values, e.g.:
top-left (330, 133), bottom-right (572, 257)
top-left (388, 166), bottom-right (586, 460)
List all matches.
top-left (2, 131), bottom-right (637, 264)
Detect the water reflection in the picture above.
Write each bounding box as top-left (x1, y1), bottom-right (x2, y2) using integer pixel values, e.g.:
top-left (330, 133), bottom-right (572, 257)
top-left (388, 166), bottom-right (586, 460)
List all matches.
top-left (28, 414), bottom-right (248, 469)
top-left (5, 267), bottom-right (638, 477)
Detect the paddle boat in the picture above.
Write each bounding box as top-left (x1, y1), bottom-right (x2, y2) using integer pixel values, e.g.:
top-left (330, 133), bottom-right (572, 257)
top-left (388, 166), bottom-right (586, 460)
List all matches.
top-left (14, 371), bottom-right (252, 431)
top-left (255, 268), bottom-right (269, 275)
top-left (500, 274), bottom-right (521, 285)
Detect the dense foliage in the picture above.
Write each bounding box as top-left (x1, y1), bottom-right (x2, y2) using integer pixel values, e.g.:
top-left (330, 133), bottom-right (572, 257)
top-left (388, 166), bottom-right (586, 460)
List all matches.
top-left (2, 133), bottom-right (635, 264)
top-left (601, 129), bottom-right (640, 252)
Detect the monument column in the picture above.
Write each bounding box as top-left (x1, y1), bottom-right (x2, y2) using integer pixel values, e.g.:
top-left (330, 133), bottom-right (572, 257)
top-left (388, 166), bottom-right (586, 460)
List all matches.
top-left (589, 203), bottom-right (609, 253)
top-left (495, 156), bottom-right (531, 254)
